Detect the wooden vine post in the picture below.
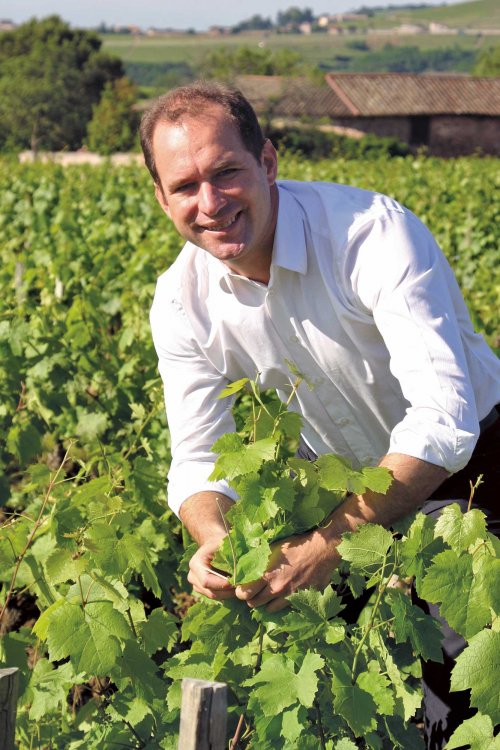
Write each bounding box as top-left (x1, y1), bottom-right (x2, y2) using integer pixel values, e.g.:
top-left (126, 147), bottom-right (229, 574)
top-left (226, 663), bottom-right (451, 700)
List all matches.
top-left (0, 667), bottom-right (19, 750)
top-left (178, 678), bottom-right (227, 750)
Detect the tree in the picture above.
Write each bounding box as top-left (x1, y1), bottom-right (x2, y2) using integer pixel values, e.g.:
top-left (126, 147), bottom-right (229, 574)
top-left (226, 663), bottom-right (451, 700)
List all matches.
top-left (276, 6), bottom-right (314, 27)
top-left (232, 14), bottom-right (274, 33)
top-left (86, 77), bottom-right (140, 154)
top-left (200, 46), bottom-right (307, 80)
top-left (0, 15), bottom-right (125, 152)
top-left (473, 46), bottom-right (500, 76)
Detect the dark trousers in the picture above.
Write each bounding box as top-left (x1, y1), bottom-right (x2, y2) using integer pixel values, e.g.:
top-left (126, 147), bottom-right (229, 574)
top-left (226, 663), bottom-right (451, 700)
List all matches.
top-left (417, 409), bottom-right (500, 750)
top-left (298, 406), bottom-right (500, 750)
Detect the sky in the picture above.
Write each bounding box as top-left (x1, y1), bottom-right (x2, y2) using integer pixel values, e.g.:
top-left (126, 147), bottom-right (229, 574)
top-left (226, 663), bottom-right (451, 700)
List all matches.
top-left (1, 0), bottom-right (465, 32)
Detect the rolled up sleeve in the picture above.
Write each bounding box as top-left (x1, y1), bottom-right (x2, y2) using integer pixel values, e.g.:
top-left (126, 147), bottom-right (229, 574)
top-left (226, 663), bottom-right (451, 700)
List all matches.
top-left (352, 209), bottom-right (480, 473)
top-left (150, 279), bottom-right (238, 517)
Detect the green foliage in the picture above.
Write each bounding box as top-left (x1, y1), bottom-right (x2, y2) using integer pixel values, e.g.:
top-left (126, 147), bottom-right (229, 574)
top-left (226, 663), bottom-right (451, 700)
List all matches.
top-left (473, 46), bottom-right (500, 76)
top-left (86, 77), bottom-right (140, 155)
top-left (0, 16), bottom-right (124, 152)
top-left (200, 45), bottom-right (309, 80)
top-left (267, 125), bottom-right (410, 160)
top-left (0, 155), bottom-right (498, 748)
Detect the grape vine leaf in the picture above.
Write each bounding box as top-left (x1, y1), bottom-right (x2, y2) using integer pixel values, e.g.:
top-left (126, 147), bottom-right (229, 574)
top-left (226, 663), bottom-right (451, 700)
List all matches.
top-left (357, 666), bottom-right (395, 716)
top-left (446, 712), bottom-right (500, 750)
top-left (235, 541), bottom-right (272, 585)
top-left (44, 599), bottom-right (130, 676)
top-left (28, 660), bottom-right (80, 721)
top-left (451, 630), bottom-right (500, 724)
top-left (330, 661), bottom-right (378, 736)
top-left (139, 608), bottom-right (178, 655)
top-left (116, 640), bottom-right (167, 702)
top-left (420, 549), bottom-right (491, 638)
top-left (387, 589), bottom-right (444, 662)
top-left (400, 512), bottom-right (445, 592)
top-left (217, 377), bottom-right (249, 399)
top-left (434, 504), bottom-right (488, 553)
top-left (245, 651), bottom-right (324, 715)
top-left (335, 740), bottom-right (359, 750)
top-left (337, 524), bottom-right (393, 574)
top-left (209, 435), bottom-right (278, 480)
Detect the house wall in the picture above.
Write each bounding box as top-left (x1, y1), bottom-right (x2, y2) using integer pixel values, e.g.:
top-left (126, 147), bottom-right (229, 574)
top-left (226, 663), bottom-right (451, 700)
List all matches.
top-left (331, 115), bottom-right (500, 156)
top-left (429, 116), bottom-right (500, 157)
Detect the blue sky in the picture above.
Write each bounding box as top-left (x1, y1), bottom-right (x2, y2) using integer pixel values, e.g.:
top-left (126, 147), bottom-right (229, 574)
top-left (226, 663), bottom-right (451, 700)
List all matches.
top-left (2, 0), bottom-right (464, 31)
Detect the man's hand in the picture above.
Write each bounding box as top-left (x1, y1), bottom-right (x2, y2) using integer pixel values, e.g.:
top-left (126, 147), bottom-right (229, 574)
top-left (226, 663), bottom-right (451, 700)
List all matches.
top-left (180, 491), bottom-right (236, 601)
top-left (187, 536), bottom-right (236, 600)
top-left (235, 526), bottom-right (340, 613)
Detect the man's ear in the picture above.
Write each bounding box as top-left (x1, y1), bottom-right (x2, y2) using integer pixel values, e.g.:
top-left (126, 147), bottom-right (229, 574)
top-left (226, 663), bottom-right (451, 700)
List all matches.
top-left (261, 139), bottom-right (278, 186)
top-left (155, 182), bottom-right (171, 219)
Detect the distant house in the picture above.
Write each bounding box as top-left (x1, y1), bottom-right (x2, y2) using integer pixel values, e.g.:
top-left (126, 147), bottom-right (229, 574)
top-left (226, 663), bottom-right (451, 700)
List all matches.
top-left (235, 73), bottom-right (500, 156)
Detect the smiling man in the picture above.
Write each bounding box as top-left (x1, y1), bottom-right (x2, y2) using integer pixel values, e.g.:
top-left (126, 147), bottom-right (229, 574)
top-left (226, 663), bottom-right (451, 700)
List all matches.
top-left (141, 81), bottom-right (499, 749)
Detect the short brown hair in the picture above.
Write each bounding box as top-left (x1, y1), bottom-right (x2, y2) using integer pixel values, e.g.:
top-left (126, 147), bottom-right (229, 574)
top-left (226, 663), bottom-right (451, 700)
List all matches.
top-left (140, 81), bottom-right (266, 186)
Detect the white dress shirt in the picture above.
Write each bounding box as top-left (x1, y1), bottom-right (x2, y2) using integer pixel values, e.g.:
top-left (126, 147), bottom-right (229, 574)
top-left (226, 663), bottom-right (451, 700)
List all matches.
top-left (150, 181), bottom-right (500, 516)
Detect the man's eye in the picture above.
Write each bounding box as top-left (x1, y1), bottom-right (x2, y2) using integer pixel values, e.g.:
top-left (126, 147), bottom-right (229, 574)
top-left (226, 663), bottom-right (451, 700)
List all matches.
top-left (174, 183), bottom-right (195, 193)
top-left (218, 168), bottom-right (237, 178)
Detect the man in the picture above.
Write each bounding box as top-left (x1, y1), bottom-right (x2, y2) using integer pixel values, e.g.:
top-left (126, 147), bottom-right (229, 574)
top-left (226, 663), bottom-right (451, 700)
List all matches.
top-left (141, 81), bottom-right (499, 747)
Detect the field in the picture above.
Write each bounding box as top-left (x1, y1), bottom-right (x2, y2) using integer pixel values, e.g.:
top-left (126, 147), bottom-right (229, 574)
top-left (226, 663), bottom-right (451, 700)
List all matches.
top-left (101, 0), bottom-right (500, 79)
top-left (0, 155), bottom-right (499, 747)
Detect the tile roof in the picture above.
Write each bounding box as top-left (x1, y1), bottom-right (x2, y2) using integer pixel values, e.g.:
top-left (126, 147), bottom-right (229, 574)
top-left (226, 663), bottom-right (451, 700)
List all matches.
top-left (235, 73), bottom-right (500, 118)
top-left (325, 73), bottom-right (500, 116)
top-left (234, 75), bottom-right (347, 118)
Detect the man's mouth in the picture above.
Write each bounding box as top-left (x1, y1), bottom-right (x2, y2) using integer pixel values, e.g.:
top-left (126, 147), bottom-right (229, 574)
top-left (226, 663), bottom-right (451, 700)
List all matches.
top-left (201, 211), bottom-right (241, 232)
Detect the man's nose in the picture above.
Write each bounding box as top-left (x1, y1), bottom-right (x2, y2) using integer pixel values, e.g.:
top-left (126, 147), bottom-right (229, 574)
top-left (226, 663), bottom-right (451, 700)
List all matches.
top-left (198, 181), bottom-right (226, 216)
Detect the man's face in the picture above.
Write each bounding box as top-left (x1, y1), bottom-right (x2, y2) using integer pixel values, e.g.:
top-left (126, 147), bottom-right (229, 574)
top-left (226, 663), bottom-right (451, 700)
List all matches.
top-left (152, 106), bottom-right (278, 281)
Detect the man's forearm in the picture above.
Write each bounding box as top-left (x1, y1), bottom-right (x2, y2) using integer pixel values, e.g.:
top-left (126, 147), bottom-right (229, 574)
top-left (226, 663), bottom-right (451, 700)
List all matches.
top-left (319, 452), bottom-right (450, 547)
top-left (179, 491), bottom-right (235, 545)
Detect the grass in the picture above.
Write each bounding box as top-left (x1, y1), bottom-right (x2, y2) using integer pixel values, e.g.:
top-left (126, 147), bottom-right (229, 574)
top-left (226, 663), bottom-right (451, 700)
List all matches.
top-left (102, 30), bottom-right (498, 69)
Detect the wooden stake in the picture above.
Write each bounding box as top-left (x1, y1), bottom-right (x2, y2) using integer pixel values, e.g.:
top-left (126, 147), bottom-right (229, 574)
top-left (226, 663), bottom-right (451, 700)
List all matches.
top-left (0, 667), bottom-right (19, 750)
top-left (178, 678), bottom-right (227, 750)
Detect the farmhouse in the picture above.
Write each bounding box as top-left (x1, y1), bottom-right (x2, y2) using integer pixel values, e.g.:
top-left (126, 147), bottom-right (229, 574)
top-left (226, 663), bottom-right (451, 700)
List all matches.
top-left (235, 73), bottom-right (500, 157)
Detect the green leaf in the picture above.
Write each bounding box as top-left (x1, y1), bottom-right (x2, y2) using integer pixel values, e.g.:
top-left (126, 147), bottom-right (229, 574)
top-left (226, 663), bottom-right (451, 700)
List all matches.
top-left (116, 640), bottom-right (167, 702)
top-left (45, 599), bottom-right (131, 676)
top-left (139, 608), bottom-right (178, 655)
top-left (330, 660), bottom-right (378, 736)
top-left (420, 549), bottom-right (491, 638)
top-left (45, 547), bottom-right (87, 583)
top-left (384, 715), bottom-right (425, 749)
top-left (359, 466), bottom-right (393, 494)
top-left (6, 422), bottom-right (42, 463)
top-left (446, 712), bottom-right (500, 750)
top-left (357, 665), bottom-right (395, 716)
top-left (451, 630), bottom-right (500, 724)
top-left (210, 435), bottom-right (278, 481)
top-left (217, 377), bottom-right (249, 399)
top-left (235, 541), bottom-right (272, 585)
top-left (337, 524), bottom-right (394, 574)
top-left (245, 651), bottom-right (324, 716)
top-left (288, 587), bottom-right (343, 623)
top-left (76, 409), bottom-right (109, 441)
top-left (388, 589), bottom-right (444, 662)
top-left (400, 512), bottom-right (445, 591)
top-left (335, 740), bottom-right (359, 750)
top-left (434, 503), bottom-right (488, 552)
top-left (29, 660), bottom-right (80, 721)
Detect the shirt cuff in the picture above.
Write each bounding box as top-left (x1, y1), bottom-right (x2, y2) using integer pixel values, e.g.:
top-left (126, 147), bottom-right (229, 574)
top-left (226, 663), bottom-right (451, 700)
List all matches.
top-left (167, 462), bottom-right (239, 517)
top-left (388, 417), bottom-right (479, 474)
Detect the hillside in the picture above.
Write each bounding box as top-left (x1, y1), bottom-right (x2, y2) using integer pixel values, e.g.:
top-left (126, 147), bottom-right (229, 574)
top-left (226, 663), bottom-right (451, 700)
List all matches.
top-left (367, 0), bottom-right (500, 31)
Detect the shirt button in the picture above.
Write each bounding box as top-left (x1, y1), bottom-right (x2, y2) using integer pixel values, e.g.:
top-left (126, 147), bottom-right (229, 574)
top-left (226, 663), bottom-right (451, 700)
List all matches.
top-left (289, 334), bottom-right (300, 344)
top-left (267, 288), bottom-right (275, 298)
top-left (337, 417), bottom-right (350, 427)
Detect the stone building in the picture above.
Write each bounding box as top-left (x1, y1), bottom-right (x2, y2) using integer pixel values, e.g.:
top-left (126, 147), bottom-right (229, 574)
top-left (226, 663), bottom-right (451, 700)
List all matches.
top-left (235, 73), bottom-right (500, 157)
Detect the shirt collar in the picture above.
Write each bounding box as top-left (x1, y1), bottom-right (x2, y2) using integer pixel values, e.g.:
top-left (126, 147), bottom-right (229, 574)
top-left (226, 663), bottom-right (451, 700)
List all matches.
top-left (272, 183), bottom-right (308, 275)
top-left (202, 181), bottom-right (308, 287)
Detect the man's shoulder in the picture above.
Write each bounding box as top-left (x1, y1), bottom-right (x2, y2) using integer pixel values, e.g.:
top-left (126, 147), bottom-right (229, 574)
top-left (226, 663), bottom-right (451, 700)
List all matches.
top-left (277, 179), bottom-right (405, 219)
